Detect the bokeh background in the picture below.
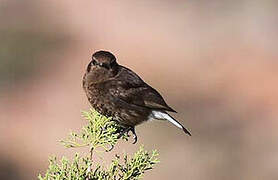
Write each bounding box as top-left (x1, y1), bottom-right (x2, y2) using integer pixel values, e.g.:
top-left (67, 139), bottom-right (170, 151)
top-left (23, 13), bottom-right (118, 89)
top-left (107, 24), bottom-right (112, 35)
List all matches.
top-left (1, 0), bottom-right (278, 179)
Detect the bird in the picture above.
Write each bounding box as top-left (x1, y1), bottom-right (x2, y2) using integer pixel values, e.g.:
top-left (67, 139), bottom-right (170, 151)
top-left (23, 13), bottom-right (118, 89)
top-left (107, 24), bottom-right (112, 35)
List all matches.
top-left (82, 50), bottom-right (191, 144)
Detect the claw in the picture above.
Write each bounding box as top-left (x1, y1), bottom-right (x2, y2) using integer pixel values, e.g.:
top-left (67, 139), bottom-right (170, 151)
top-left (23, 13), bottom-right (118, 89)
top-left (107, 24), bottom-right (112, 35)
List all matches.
top-left (132, 134), bottom-right (137, 144)
top-left (130, 127), bottom-right (137, 144)
top-left (106, 144), bottom-right (114, 152)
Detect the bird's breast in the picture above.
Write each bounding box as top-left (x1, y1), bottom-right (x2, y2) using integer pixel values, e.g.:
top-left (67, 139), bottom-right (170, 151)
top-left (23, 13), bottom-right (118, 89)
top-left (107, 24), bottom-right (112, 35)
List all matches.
top-left (85, 83), bottom-right (115, 117)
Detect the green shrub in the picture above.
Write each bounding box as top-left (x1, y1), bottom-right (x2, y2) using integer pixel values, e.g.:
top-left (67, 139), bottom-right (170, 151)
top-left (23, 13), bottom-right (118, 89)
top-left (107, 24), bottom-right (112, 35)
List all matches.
top-left (38, 109), bottom-right (159, 180)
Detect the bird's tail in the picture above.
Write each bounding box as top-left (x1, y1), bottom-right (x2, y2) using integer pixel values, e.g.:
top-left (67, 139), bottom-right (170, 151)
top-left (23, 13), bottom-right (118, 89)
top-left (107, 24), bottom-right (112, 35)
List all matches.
top-left (151, 111), bottom-right (191, 136)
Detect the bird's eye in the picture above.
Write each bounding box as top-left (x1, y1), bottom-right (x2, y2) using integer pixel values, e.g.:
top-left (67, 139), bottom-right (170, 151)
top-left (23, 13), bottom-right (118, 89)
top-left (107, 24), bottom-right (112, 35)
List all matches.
top-left (100, 63), bottom-right (110, 69)
top-left (110, 60), bottom-right (116, 67)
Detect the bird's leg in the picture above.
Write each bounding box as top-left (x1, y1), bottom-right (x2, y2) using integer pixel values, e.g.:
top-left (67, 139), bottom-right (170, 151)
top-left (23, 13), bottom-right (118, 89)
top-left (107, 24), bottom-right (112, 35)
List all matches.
top-left (117, 126), bottom-right (132, 139)
top-left (110, 118), bottom-right (127, 135)
top-left (117, 126), bottom-right (137, 144)
top-left (104, 118), bottom-right (119, 130)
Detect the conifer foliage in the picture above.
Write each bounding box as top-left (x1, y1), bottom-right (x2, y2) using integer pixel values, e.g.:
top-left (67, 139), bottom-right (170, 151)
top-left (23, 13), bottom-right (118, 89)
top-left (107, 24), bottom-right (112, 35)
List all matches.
top-left (38, 109), bottom-right (159, 180)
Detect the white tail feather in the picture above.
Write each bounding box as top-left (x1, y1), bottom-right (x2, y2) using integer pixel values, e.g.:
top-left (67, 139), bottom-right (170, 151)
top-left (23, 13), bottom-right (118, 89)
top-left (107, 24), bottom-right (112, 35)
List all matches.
top-left (150, 111), bottom-right (183, 129)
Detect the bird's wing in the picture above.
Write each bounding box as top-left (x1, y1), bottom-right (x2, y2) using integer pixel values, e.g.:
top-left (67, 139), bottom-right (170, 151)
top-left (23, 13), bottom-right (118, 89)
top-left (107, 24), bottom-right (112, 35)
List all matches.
top-left (106, 66), bottom-right (177, 112)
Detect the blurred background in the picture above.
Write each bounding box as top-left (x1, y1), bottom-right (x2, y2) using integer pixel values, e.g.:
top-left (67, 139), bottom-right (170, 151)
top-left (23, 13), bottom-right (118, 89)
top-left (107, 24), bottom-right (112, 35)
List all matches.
top-left (1, 0), bottom-right (278, 179)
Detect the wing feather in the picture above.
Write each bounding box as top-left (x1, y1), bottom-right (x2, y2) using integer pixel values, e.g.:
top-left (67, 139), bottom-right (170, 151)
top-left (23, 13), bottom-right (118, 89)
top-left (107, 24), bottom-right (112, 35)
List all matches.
top-left (106, 66), bottom-right (177, 112)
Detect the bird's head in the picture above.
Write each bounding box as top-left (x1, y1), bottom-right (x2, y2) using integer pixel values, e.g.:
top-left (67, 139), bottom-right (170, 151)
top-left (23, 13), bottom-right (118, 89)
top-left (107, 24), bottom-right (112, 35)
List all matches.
top-left (84, 51), bottom-right (119, 83)
top-left (87, 50), bottom-right (118, 73)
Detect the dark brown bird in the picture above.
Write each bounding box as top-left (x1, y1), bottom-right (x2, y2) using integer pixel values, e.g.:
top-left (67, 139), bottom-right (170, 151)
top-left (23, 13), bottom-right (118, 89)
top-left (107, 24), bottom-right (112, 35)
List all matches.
top-left (83, 50), bottom-right (191, 143)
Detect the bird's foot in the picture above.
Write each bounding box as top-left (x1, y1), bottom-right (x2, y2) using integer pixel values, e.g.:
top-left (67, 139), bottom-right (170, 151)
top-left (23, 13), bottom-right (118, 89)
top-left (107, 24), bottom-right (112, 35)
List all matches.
top-left (117, 126), bottom-right (137, 144)
top-left (117, 127), bottom-right (131, 139)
